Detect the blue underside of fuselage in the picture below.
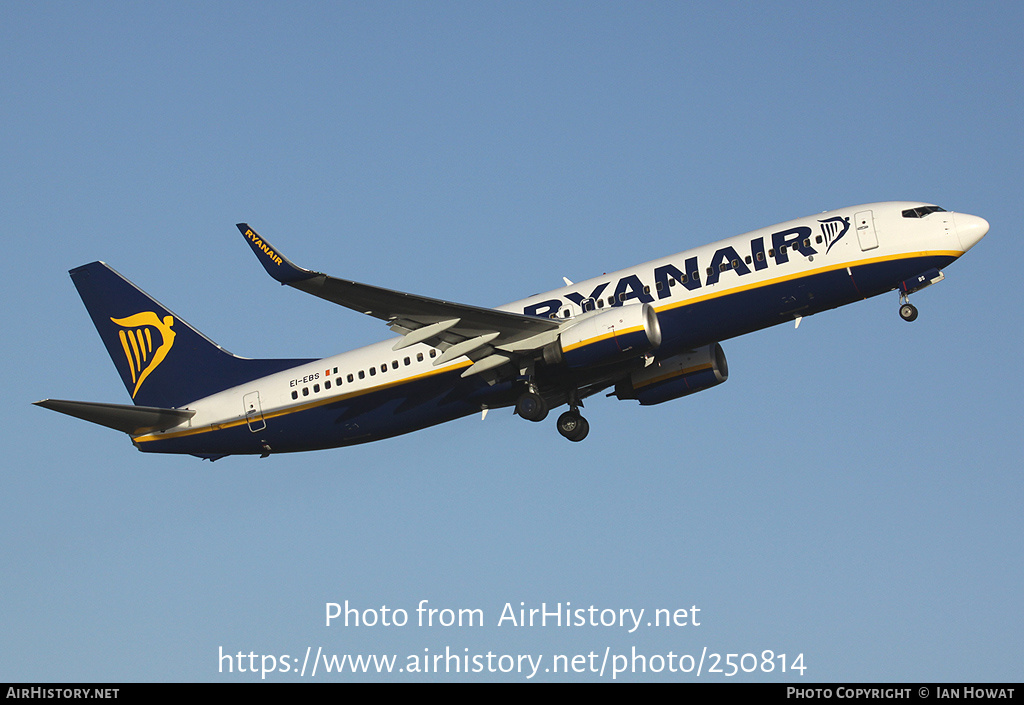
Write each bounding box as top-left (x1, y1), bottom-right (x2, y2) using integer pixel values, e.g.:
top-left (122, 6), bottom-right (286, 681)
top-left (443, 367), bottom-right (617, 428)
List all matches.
top-left (137, 254), bottom-right (956, 457)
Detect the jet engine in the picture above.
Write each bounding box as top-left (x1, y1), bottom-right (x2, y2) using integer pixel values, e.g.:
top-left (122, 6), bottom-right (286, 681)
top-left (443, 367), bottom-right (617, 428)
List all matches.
top-left (550, 304), bottom-right (663, 369)
top-left (613, 343), bottom-right (728, 405)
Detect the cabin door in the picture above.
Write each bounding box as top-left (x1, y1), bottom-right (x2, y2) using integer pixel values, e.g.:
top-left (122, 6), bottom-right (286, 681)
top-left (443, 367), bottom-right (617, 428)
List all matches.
top-left (243, 391), bottom-right (266, 432)
top-left (854, 210), bottom-right (879, 251)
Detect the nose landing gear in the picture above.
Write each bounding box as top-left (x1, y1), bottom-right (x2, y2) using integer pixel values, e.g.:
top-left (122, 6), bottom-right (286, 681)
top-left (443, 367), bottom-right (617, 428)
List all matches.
top-left (897, 268), bottom-right (944, 322)
top-left (899, 302), bottom-right (919, 322)
top-left (898, 292), bottom-right (919, 322)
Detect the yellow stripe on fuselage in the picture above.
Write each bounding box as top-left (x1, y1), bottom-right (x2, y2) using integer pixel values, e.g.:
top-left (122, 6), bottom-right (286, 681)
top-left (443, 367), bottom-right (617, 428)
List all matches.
top-left (135, 249), bottom-right (961, 444)
top-left (652, 250), bottom-right (963, 315)
top-left (132, 358), bottom-right (474, 443)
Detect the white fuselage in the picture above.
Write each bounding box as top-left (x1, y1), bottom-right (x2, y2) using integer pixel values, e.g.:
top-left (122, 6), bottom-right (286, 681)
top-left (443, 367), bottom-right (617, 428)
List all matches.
top-left (138, 201), bottom-right (985, 451)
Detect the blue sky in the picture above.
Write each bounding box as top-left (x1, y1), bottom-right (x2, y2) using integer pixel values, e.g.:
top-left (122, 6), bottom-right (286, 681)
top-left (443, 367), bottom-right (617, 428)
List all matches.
top-left (3, 1), bottom-right (1021, 682)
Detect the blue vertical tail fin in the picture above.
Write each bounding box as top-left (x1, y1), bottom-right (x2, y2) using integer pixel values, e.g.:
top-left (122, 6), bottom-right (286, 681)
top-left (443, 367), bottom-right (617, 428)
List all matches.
top-left (70, 262), bottom-right (312, 409)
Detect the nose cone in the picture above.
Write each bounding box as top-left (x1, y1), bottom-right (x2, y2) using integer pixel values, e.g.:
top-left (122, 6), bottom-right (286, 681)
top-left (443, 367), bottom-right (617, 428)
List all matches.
top-left (953, 212), bottom-right (989, 252)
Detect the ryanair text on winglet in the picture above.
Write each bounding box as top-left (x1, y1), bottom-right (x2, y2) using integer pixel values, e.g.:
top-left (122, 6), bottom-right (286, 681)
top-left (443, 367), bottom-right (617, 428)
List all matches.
top-left (246, 228), bottom-right (283, 266)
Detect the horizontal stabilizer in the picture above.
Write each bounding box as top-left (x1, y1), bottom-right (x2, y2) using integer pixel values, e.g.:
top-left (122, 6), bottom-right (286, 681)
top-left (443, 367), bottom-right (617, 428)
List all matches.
top-left (33, 399), bottom-right (195, 435)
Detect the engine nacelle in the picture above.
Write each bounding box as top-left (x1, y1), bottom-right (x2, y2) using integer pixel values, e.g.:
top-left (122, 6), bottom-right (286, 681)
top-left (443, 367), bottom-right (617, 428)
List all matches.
top-left (555, 304), bottom-right (662, 369)
top-left (613, 343), bottom-right (728, 405)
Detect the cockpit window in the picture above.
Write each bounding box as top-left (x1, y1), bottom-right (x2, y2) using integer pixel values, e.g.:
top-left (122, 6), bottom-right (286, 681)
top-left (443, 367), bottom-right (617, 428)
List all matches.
top-left (902, 205), bottom-right (947, 218)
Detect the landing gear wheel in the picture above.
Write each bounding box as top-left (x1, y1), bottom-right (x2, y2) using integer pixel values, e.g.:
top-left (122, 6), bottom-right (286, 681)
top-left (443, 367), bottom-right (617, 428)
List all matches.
top-left (899, 303), bottom-right (919, 322)
top-left (516, 391), bottom-right (548, 422)
top-left (557, 411), bottom-right (590, 442)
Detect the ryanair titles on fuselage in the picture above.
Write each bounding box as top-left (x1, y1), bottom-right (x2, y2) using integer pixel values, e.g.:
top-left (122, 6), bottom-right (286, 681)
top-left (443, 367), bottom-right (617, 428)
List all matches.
top-left (522, 217), bottom-right (849, 318)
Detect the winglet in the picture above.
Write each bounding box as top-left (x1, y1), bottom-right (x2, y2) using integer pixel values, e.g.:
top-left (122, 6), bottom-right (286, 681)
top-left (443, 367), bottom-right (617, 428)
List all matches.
top-left (236, 223), bottom-right (316, 284)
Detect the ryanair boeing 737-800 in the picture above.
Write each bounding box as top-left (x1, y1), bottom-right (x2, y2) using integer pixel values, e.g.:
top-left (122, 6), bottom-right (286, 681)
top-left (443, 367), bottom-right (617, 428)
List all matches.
top-left (35, 202), bottom-right (987, 459)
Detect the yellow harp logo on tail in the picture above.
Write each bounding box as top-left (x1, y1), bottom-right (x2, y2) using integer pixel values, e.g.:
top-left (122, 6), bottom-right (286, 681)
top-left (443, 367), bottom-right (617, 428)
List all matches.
top-left (110, 312), bottom-right (177, 398)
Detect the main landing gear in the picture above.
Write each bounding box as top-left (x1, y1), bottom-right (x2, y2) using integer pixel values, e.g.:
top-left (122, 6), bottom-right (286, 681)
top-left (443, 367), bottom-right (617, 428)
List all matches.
top-left (515, 389), bottom-right (548, 422)
top-left (556, 409), bottom-right (589, 442)
top-left (515, 387), bottom-right (590, 442)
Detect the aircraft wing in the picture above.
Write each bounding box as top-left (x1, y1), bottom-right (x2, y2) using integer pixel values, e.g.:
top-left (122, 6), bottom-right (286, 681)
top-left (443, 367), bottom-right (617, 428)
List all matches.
top-left (238, 224), bottom-right (561, 377)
